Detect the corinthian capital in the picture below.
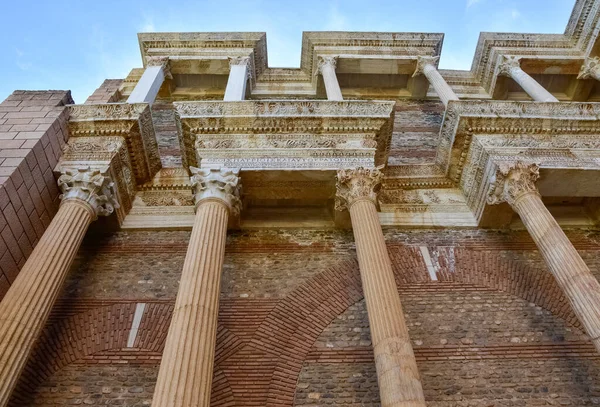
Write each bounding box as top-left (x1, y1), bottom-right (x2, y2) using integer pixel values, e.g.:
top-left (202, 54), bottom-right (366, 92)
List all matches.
top-left (190, 167), bottom-right (242, 215)
top-left (487, 161), bottom-right (540, 207)
top-left (412, 55), bottom-right (439, 77)
top-left (146, 56), bottom-right (172, 79)
top-left (336, 167), bottom-right (383, 211)
top-left (58, 168), bottom-right (120, 219)
top-left (578, 57), bottom-right (600, 80)
top-left (317, 56), bottom-right (338, 74)
top-left (497, 56), bottom-right (522, 77)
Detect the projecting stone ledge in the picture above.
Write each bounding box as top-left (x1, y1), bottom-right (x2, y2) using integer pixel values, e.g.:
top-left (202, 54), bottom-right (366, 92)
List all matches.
top-left (175, 100), bottom-right (396, 170)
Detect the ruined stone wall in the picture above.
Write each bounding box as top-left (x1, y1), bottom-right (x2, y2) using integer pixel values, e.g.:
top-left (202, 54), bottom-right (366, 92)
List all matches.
top-left (11, 228), bottom-right (600, 407)
top-left (84, 79), bottom-right (123, 104)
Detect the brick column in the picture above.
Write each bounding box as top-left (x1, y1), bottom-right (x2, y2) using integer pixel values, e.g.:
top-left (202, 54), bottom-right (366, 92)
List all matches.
top-left (412, 56), bottom-right (459, 107)
top-left (224, 56), bottom-right (251, 101)
top-left (578, 57), bottom-right (600, 81)
top-left (497, 56), bottom-right (558, 102)
top-left (127, 57), bottom-right (171, 104)
top-left (489, 161), bottom-right (600, 352)
top-left (151, 167), bottom-right (241, 407)
top-left (318, 56), bottom-right (344, 101)
top-left (0, 168), bottom-right (118, 407)
top-left (336, 168), bottom-right (426, 407)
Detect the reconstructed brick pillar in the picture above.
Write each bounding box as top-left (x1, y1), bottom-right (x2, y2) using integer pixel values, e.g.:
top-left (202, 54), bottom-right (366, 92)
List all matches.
top-left (151, 167), bottom-right (241, 407)
top-left (336, 167), bottom-right (426, 407)
top-left (318, 56), bottom-right (344, 101)
top-left (412, 56), bottom-right (459, 107)
top-left (0, 168), bottom-right (118, 407)
top-left (0, 90), bottom-right (73, 299)
top-left (84, 79), bottom-right (123, 104)
top-left (489, 161), bottom-right (600, 352)
top-left (497, 56), bottom-right (558, 102)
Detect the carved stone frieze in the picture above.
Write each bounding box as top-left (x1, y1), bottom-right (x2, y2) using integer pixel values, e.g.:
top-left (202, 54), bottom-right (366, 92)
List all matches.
top-left (58, 168), bottom-right (120, 219)
top-left (487, 161), bottom-right (541, 206)
top-left (134, 191), bottom-right (194, 207)
top-left (67, 103), bottom-right (161, 184)
top-left (175, 100), bottom-right (395, 170)
top-left (190, 167), bottom-right (242, 216)
top-left (335, 167), bottom-right (383, 211)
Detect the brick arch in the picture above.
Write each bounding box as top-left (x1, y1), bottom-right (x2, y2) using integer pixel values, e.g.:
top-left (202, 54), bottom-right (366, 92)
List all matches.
top-left (9, 302), bottom-right (242, 406)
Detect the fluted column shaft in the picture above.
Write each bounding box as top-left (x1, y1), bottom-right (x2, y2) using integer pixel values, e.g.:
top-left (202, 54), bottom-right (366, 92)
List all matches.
top-left (0, 168), bottom-right (118, 407)
top-left (349, 200), bottom-right (426, 407)
top-left (488, 161), bottom-right (600, 353)
top-left (318, 56), bottom-right (343, 101)
top-left (337, 168), bottom-right (425, 407)
top-left (0, 200), bottom-right (92, 406)
top-left (152, 167), bottom-right (240, 407)
top-left (413, 57), bottom-right (458, 107)
top-left (512, 192), bottom-right (600, 351)
top-left (498, 56), bottom-right (558, 102)
top-left (151, 200), bottom-right (229, 407)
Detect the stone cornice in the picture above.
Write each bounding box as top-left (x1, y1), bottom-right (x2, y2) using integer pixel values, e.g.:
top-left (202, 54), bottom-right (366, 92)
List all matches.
top-left (175, 100), bottom-right (395, 170)
top-left (67, 103), bottom-right (161, 185)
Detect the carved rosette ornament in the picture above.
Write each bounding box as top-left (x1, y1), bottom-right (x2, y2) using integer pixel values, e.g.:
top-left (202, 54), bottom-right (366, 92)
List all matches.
top-left (336, 167), bottom-right (383, 211)
top-left (412, 55), bottom-right (440, 77)
top-left (497, 55), bottom-right (522, 77)
top-left (487, 161), bottom-right (540, 207)
top-left (317, 55), bottom-right (338, 74)
top-left (146, 56), bottom-right (172, 79)
top-left (58, 168), bottom-right (120, 219)
top-left (578, 57), bottom-right (600, 80)
top-left (190, 167), bottom-right (242, 215)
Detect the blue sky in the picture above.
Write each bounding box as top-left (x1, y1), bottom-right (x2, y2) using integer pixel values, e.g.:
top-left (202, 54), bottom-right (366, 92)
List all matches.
top-left (0, 0), bottom-right (575, 103)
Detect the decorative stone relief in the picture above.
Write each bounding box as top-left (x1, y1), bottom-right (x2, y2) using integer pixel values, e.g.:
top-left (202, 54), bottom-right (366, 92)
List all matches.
top-left (578, 56), bottom-right (600, 80)
top-left (487, 161), bottom-right (540, 206)
top-left (190, 167), bottom-right (242, 216)
top-left (58, 168), bottom-right (120, 218)
top-left (412, 55), bottom-right (439, 77)
top-left (335, 167), bottom-right (383, 211)
top-left (146, 56), bottom-right (173, 79)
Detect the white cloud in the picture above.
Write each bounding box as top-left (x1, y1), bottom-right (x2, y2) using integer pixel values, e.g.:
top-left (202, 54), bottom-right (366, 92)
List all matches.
top-left (324, 5), bottom-right (348, 31)
top-left (467, 0), bottom-right (482, 8)
top-left (139, 15), bottom-right (156, 32)
top-left (511, 9), bottom-right (521, 20)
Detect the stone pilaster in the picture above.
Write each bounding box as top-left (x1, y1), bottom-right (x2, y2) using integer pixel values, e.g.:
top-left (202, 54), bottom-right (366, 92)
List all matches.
top-left (412, 56), bottom-right (459, 107)
top-left (224, 56), bottom-right (252, 101)
top-left (0, 168), bottom-right (118, 407)
top-left (318, 56), bottom-right (344, 101)
top-left (578, 57), bottom-right (600, 81)
top-left (497, 56), bottom-right (558, 102)
top-left (151, 167), bottom-right (241, 407)
top-left (488, 161), bottom-right (600, 353)
top-left (127, 57), bottom-right (171, 104)
top-left (336, 167), bottom-right (426, 407)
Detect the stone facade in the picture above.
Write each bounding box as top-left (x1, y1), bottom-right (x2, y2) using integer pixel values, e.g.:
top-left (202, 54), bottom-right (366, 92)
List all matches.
top-left (4, 1), bottom-right (600, 406)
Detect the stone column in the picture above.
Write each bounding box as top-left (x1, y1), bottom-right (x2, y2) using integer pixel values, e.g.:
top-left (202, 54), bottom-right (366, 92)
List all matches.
top-left (578, 57), bottom-right (600, 81)
top-left (224, 56), bottom-right (251, 101)
top-left (412, 56), bottom-right (459, 107)
top-left (318, 56), bottom-right (344, 101)
top-left (497, 56), bottom-right (558, 102)
top-left (151, 167), bottom-right (241, 407)
top-left (336, 168), bottom-right (426, 407)
top-left (0, 168), bottom-right (118, 407)
top-left (127, 56), bottom-right (172, 104)
top-left (488, 161), bottom-right (600, 352)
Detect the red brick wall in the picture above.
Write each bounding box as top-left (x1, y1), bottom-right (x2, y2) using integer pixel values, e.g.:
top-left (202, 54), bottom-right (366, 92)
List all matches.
top-left (10, 229), bottom-right (600, 406)
top-left (84, 79), bottom-right (123, 104)
top-left (0, 90), bottom-right (72, 297)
